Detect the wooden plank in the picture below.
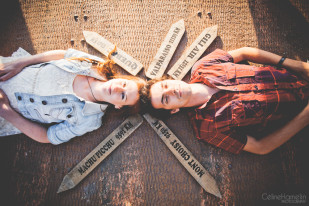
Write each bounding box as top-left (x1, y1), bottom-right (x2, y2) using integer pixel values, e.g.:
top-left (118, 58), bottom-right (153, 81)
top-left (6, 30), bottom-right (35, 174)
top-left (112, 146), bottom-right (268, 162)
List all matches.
top-left (83, 31), bottom-right (143, 75)
top-left (57, 114), bottom-right (143, 193)
top-left (145, 19), bottom-right (185, 79)
top-left (167, 25), bottom-right (218, 80)
top-left (143, 113), bottom-right (222, 198)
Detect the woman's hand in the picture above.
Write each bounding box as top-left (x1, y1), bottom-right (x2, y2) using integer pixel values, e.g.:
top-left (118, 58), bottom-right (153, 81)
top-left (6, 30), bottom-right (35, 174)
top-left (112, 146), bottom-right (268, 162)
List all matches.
top-left (0, 61), bottom-right (24, 81)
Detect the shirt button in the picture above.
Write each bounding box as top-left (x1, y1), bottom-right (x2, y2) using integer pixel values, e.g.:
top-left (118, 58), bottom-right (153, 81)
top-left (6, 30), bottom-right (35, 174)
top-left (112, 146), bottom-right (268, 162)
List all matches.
top-left (17, 96), bottom-right (22, 101)
top-left (67, 114), bottom-right (72, 118)
top-left (254, 85), bottom-right (258, 90)
top-left (42, 100), bottom-right (47, 105)
top-left (62, 98), bottom-right (68, 103)
top-left (30, 98), bottom-right (34, 103)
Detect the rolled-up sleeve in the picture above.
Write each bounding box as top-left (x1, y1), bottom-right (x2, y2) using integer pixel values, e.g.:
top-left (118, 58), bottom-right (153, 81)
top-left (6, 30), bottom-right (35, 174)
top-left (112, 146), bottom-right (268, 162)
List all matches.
top-left (47, 113), bottom-right (103, 145)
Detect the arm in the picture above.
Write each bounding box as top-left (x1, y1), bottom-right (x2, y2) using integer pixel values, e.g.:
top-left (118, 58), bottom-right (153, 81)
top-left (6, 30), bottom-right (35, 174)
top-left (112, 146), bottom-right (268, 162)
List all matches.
top-left (243, 102), bottom-right (309, 155)
top-left (0, 50), bottom-right (66, 81)
top-left (0, 89), bottom-right (50, 143)
top-left (228, 47), bottom-right (309, 81)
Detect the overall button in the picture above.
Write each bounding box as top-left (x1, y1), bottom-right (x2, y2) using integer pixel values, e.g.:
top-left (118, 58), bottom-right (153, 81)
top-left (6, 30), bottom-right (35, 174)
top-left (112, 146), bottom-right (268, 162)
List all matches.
top-left (17, 96), bottom-right (22, 101)
top-left (67, 114), bottom-right (72, 118)
top-left (62, 98), bottom-right (68, 103)
top-left (42, 100), bottom-right (47, 105)
top-left (30, 98), bottom-right (34, 103)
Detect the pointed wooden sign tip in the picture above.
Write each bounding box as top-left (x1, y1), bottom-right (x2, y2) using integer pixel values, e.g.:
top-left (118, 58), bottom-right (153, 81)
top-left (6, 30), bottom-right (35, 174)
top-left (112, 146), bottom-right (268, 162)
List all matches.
top-left (211, 186), bottom-right (222, 198)
top-left (83, 30), bottom-right (89, 35)
top-left (175, 19), bottom-right (185, 25)
top-left (211, 25), bottom-right (218, 34)
top-left (83, 30), bottom-right (94, 37)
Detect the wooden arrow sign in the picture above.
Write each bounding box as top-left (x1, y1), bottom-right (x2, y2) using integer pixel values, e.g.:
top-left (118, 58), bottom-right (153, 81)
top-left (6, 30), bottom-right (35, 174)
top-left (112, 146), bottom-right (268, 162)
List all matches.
top-left (167, 25), bottom-right (218, 80)
top-left (143, 113), bottom-right (222, 198)
top-left (83, 31), bottom-right (143, 75)
top-left (146, 19), bottom-right (185, 79)
top-left (57, 114), bottom-right (143, 193)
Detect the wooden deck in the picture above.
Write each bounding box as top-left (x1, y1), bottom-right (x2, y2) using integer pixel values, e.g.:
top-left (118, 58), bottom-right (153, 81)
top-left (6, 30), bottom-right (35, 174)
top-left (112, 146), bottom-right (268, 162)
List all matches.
top-left (1, 0), bottom-right (308, 205)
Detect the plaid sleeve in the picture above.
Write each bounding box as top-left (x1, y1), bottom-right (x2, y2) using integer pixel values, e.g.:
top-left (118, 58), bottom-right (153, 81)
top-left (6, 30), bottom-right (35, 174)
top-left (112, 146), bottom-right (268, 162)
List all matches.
top-left (192, 49), bottom-right (234, 74)
top-left (188, 112), bottom-right (247, 154)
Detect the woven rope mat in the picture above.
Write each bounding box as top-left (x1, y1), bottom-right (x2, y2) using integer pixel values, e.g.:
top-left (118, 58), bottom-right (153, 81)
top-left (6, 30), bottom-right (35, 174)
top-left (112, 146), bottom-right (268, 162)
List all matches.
top-left (0, 0), bottom-right (309, 205)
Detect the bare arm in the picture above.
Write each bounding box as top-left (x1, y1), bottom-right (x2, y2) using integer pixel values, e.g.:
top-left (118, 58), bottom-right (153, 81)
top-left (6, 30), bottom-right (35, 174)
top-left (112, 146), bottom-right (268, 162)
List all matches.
top-left (243, 102), bottom-right (309, 155)
top-left (228, 47), bottom-right (309, 81)
top-left (0, 89), bottom-right (50, 143)
top-left (0, 50), bottom-right (66, 81)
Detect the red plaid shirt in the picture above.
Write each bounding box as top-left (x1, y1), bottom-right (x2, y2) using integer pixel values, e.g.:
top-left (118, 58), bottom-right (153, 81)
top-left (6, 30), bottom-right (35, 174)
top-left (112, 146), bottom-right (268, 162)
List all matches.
top-left (188, 49), bottom-right (309, 154)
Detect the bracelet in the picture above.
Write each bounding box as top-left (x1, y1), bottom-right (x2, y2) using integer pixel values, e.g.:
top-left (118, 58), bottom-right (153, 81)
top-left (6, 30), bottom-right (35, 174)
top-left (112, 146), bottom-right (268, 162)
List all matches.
top-left (277, 56), bottom-right (286, 68)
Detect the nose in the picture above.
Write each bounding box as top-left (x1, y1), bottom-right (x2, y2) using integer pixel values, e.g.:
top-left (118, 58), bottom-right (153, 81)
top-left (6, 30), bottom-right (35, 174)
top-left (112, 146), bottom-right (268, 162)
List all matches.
top-left (113, 84), bottom-right (124, 93)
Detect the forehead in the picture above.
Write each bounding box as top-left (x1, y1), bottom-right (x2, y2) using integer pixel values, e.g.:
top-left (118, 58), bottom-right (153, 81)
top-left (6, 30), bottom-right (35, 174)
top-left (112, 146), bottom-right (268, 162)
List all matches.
top-left (150, 81), bottom-right (166, 108)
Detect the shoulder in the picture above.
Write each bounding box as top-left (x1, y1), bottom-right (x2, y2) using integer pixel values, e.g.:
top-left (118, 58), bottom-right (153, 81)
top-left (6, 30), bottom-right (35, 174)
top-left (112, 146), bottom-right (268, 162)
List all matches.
top-left (191, 49), bottom-right (234, 74)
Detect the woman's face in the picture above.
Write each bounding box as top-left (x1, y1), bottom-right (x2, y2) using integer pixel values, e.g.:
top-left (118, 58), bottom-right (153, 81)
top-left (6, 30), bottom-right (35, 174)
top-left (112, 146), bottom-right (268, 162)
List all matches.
top-left (101, 78), bottom-right (139, 108)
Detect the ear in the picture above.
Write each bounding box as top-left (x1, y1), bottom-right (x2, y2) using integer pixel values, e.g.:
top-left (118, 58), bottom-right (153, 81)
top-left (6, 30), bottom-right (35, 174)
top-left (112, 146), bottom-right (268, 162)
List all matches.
top-left (114, 105), bottom-right (123, 109)
top-left (170, 108), bottom-right (179, 114)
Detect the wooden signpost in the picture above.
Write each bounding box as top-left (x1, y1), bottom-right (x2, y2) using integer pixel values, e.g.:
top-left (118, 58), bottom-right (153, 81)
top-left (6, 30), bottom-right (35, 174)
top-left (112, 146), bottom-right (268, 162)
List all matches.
top-left (145, 19), bottom-right (185, 79)
top-left (143, 113), bottom-right (222, 198)
top-left (83, 31), bottom-right (143, 75)
top-left (167, 25), bottom-right (218, 80)
top-left (57, 115), bottom-right (143, 193)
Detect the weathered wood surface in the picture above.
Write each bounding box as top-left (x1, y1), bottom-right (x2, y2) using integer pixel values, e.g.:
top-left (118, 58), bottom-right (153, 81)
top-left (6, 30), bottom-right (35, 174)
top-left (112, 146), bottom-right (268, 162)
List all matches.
top-left (58, 115), bottom-right (143, 193)
top-left (167, 25), bottom-right (217, 80)
top-left (83, 31), bottom-right (144, 75)
top-left (145, 19), bottom-right (185, 79)
top-left (143, 113), bottom-right (221, 198)
top-left (1, 0), bottom-right (309, 205)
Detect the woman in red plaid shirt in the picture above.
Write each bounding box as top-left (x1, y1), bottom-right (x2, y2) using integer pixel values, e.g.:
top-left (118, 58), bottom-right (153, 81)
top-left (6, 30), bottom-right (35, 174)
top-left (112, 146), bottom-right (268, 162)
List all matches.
top-left (146, 47), bottom-right (309, 155)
